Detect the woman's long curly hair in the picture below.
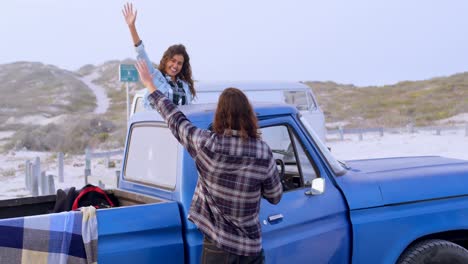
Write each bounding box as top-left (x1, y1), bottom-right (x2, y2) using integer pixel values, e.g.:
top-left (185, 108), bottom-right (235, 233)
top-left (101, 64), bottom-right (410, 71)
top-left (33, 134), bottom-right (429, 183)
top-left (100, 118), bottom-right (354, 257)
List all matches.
top-left (213, 88), bottom-right (260, 140)
top-left (158, 44), bottom-right (196, 97)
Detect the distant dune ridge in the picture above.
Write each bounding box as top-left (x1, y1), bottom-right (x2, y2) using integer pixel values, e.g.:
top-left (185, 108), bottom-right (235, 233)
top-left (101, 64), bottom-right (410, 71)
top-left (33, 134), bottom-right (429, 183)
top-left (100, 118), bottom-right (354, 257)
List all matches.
top-left (0, 60), bottom-right (467, 152)
top-left (306, 74), bottom-right (468, 129)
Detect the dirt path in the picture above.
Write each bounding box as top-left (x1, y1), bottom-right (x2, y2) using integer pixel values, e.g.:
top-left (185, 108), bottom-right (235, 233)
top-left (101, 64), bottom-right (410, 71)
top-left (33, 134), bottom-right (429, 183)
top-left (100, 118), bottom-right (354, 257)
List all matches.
top-left (79, 71), bottom-right (110, 114)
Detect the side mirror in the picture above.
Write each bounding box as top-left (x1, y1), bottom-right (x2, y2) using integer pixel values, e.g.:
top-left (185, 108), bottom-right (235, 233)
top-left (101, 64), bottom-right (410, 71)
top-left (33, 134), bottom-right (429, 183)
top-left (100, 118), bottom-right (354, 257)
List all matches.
top-left (305, 178), bottom-right (325, 196)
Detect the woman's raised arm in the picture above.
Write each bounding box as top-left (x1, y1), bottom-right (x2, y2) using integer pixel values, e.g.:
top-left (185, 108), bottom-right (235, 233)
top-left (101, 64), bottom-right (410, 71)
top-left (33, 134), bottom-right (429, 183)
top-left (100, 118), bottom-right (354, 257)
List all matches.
top-left (122, 3), bottom-right (141, 46)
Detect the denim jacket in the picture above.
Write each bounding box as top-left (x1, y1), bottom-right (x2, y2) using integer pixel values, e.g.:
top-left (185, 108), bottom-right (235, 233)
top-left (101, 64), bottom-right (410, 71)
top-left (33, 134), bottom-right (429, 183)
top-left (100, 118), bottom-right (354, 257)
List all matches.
top-left (135, 41), bottom-right (193, 109)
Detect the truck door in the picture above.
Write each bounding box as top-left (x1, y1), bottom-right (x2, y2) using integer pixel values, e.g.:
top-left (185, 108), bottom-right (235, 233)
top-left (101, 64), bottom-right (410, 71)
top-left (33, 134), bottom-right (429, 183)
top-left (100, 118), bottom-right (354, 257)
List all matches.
top-left (259, 117), bottom-right (350, 264)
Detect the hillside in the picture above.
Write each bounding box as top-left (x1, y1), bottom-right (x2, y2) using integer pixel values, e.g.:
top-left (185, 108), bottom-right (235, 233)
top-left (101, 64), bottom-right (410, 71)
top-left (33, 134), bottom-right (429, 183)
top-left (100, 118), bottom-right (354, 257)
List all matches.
top-left (305, 73), bottom-right (468, 128)
top-left (0, 61), bottom-right (141, 153)
top-left (0, 60), bottom-right (466, 153)
top-left (0, 62), bottom-right (96, 127)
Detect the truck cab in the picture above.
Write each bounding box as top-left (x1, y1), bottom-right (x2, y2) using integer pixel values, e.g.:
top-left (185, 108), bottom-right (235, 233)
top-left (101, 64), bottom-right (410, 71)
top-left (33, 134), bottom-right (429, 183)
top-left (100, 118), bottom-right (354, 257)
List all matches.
top-left (2, 101), bottom-right (468, 263)
top-left (121, 102), bottom-right (468, 263)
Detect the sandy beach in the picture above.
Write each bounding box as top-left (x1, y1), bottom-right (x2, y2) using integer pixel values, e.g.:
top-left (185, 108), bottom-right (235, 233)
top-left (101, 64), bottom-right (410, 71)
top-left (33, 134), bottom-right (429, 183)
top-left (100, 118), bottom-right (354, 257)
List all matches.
top-left (0, 127), bottom-right (466, 200)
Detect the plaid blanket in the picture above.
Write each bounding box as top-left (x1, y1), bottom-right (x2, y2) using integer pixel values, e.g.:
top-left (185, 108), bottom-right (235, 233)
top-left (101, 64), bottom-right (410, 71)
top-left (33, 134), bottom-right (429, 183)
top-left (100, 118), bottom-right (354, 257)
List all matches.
top-left (0, 207), bottom-right (98, 264)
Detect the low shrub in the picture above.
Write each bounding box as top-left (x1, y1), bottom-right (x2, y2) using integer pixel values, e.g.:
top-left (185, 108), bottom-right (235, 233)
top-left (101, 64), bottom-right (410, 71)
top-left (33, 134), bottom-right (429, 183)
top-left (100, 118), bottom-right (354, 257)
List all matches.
top-left (6, 116), bottom-right (118, 154)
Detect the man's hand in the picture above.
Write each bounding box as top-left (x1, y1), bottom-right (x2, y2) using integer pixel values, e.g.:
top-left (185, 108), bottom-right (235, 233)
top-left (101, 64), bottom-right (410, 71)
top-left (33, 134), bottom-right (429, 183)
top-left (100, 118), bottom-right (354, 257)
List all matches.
top-left (136, 60), bottom-right (157, 93)
top-left (122, 3), bottom-right (137, 27)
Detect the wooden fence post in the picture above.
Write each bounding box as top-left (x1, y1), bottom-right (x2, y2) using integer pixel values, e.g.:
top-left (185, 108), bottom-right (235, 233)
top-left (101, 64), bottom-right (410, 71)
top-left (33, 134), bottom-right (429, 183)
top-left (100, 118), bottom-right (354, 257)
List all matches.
top-left (58, 152), bottom-right (64, 183)
top-left (29, 163), bottom-right (34, 192)
top-left (84, 148), bottom-right (91, 185)
top-left (47, 175), bottom-right (56, 195)
top-left (338, 126), bottom-right (344, 141)
top-left (40, 171), bottom-right (47, 195)
top-left (25, 160), bottom-right (31, 191)
top-left (115, 170), bottom-right (120, 188)
top-left (31, 158), bottom-right (39, 197)
top-left (35, 157), bottom-right (41, 195)
top-left (28, 162), bottom-right (33, 193)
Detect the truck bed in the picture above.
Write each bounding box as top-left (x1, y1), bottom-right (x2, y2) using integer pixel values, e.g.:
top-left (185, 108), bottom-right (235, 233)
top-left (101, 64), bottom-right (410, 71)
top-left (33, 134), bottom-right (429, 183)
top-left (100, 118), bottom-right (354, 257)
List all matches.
top-left (0, 188), bottom-right (164, 220)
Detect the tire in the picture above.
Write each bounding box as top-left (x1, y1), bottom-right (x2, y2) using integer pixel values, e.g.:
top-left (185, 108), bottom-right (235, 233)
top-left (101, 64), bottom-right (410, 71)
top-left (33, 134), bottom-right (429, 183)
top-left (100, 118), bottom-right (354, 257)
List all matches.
top-left (397, 239), bottom-right (468, 264)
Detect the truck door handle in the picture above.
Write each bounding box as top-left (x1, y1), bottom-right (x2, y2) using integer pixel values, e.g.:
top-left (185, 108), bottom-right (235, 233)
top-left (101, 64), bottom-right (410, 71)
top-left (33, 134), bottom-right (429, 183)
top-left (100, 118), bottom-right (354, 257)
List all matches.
top-left (267, 214), bottom-right (283, 224)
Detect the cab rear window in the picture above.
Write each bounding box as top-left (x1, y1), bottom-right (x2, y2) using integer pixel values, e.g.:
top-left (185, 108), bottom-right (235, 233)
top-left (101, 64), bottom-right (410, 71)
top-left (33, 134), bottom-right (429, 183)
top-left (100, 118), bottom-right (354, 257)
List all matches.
top-left (124, 123), bottom-right (179, 190)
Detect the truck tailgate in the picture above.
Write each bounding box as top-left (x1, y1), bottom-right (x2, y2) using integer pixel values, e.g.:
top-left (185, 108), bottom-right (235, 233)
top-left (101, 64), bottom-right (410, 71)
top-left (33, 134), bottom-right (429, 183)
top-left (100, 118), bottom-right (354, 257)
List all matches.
top-left (97, 201), bottom-right (184, 263)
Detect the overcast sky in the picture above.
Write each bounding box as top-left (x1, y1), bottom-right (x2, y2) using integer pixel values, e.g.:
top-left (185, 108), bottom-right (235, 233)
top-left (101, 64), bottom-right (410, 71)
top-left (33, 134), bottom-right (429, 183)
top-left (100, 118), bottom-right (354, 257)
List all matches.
top-left (1, 0), bottom-right (467, 86)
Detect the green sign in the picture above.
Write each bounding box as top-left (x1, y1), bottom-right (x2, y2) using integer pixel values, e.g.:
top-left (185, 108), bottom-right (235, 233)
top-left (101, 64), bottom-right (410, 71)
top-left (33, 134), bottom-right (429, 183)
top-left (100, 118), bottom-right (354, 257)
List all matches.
top-left (119, 64), bottom-right (139, 82)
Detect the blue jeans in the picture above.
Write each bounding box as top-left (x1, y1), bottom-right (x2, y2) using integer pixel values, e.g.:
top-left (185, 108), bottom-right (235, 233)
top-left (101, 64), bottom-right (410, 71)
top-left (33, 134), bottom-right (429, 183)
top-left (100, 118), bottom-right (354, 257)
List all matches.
top-left (201, 237), bottom-right (265, 264)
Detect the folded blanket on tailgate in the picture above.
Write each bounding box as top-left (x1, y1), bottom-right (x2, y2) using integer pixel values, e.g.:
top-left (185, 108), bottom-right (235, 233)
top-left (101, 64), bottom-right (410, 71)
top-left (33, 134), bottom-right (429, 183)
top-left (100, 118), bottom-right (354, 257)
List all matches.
top-left (0, 207), bottom-right (97, 264)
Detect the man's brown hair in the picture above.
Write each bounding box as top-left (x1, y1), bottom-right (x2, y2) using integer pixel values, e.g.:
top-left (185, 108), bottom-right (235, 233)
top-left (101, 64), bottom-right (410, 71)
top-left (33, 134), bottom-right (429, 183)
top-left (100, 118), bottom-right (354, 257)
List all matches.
top-left (213, 87), bottom-right (260, 140)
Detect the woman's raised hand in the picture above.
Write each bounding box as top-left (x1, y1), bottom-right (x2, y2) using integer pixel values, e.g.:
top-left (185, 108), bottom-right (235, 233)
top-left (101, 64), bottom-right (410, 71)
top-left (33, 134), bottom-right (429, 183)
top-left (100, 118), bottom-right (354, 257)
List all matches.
top-left (136, 60), bottom-right (157, 93)
top-left (122, 2), bottom-right (142, 46)
top-left (122, 3), bottom-right (137, 26)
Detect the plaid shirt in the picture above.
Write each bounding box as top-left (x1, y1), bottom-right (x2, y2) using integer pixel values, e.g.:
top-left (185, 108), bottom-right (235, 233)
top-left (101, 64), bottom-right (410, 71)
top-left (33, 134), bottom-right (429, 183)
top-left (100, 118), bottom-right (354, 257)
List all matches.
top-left (148, 90), bottom-right (282, 256)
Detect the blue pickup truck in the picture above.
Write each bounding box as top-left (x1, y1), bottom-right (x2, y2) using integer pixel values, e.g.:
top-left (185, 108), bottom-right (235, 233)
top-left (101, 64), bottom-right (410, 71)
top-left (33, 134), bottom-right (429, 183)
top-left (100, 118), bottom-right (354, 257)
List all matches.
top-left (2, 102), bottom-right (468, 263)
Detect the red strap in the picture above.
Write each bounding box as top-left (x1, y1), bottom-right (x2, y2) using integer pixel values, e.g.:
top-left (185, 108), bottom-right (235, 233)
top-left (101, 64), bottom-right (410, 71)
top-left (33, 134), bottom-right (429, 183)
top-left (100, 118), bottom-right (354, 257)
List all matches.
top-left (72, 186), bottom-right (114, 210)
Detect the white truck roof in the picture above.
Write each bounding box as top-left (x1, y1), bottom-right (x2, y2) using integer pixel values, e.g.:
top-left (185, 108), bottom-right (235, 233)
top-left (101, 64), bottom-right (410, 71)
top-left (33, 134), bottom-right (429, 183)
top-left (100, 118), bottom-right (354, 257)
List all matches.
top-left (194, 81), bottom-right (311, 92)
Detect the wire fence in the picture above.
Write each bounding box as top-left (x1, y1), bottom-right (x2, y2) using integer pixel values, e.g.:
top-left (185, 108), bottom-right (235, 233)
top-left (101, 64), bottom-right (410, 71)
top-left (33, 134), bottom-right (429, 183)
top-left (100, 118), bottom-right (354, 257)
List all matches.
top-left (84, 148), bottom-right (124, 189)
top-left (326, 123), bottom-right (468, 141)
top-left (20, 148), bottom-right (123, 198)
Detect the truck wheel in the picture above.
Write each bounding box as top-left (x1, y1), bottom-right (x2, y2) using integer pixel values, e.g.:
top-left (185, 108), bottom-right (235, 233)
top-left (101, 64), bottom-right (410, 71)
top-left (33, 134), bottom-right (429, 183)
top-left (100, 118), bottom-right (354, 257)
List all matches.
top-left (397, 239), bottom-right (468, 264)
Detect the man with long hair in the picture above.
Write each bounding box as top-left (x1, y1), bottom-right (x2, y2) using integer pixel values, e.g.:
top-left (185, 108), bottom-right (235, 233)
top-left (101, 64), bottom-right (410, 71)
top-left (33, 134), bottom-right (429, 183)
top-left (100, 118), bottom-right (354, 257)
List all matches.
top-left (136, 60), bottom-right (282, 264)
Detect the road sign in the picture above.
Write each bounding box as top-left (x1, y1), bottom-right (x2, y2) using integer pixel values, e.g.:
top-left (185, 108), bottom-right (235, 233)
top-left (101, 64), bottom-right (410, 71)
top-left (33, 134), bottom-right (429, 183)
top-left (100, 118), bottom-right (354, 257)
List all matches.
top-left (119, 64), bottom-right (139, 128)
top-left (119, 64), bottom-right (139, 82)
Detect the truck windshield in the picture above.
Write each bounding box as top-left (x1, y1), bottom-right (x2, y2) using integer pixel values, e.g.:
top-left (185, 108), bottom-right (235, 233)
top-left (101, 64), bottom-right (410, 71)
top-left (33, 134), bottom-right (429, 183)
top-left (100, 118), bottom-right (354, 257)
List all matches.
top-left (194, 90), bottom-right (314, 111)
top-left (124, 123), bottom-right (179, 189)
top-left (283, 90), bottom-right (310, 110)
top-left (299, 116), bottom-right (348, 176)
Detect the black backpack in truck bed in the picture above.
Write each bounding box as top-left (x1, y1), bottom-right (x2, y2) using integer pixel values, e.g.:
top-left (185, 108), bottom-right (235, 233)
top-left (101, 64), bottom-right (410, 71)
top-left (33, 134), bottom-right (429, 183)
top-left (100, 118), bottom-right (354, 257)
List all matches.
top-left (72, 184), bottom-right (117, 210)
top-left (53, 184), bottom-right (119, 213)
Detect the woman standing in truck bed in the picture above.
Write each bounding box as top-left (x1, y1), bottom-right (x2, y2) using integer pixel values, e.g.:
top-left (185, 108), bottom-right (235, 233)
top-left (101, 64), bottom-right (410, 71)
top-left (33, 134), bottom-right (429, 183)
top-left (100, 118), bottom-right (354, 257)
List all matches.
top-left (122, 3), bottom-right (196, 108)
